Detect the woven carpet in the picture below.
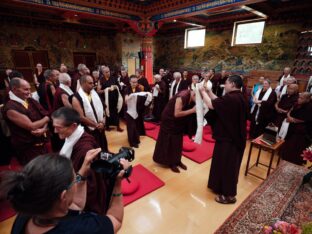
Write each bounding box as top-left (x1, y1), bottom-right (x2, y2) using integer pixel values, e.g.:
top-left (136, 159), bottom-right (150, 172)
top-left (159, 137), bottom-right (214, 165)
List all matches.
top-left (215, 161), bottom-right (308, 234)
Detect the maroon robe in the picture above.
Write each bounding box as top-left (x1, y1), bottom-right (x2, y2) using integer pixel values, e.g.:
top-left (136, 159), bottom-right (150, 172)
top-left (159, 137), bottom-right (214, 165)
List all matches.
top-left (152, 80), bottom-right (167, 122)
top-left (208, 90), bottom-right (247, 197)
top-left (74, 93), bottom-right (108, 152)
top-left (53, 87), bottom-right (71, 111)
top-left (37, 81), bottom-right (56, 115)
top-left (153, 90), bottom-right (192, 166)
top-left (250, 89), bottom-right (277, 139)
top-left (71, 132), bottom-right (110, 214)
top-left (273, 93), bottom-right (298, 129)
top-left (210, 73), bottom-right (221, 94)
top-left (4, 98), bottom-right (49, 165)
top-left (70, 71), bottom-right (81, 92)
top-left (280, 102), bottom-right (312, 165)
top-left (138, 76), bottom-right (151, 92)
top-left (51, 87), bottom-right (73, 151)
top-left (99, 76), bottom-right (121, 127)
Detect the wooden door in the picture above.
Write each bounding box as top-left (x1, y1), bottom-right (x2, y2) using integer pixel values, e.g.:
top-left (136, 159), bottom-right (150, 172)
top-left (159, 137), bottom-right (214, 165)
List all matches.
top-left (12, 50), bottom-right (49, 83)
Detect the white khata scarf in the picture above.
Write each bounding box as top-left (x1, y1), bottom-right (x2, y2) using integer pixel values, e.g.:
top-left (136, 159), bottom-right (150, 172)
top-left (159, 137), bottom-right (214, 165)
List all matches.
top-left (127, 92), bottom-right (152, 119)
top-left (78, 88), bottom-right (104, 130)
top-left (169, 79), bottom-right (181, 99)
top-left (60, 83), bottom-right (74, 96)
top-left (153, 84), bottom-right (160, 97)
top-left (279, 74), bottom-right (290, 86)
top-left (250, 87), bottom-right (272, 122)
top-left (104, 86), bottom-right (123, 117)
top-left (60, 125), bottom-right (84, 159)
top-left (194, 84), bottom-right (205, 144)
top-left (278, 118), bottom-right (289, 140)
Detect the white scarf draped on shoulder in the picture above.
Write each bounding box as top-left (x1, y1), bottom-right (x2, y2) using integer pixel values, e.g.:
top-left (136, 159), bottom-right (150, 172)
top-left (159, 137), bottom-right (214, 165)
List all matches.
top-left (104, 85), bottom-right (123, 117)
top-left (250, 87), bottom-right (272, 122)
top-left (78, 88), bottom-right (104, 131)
top-left (60, 125), bottom-right (84, 159)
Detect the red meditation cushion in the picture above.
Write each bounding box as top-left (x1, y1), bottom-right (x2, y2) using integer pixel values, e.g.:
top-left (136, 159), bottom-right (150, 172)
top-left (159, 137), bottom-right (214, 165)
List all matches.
top-left (144, 122), bottom-right (157, 130)
top-left (183, 141), bottom-right (197, 152)
top-left (203, 134), bottom-right (216, 143)
top-left (204, 126), bottom-right (212, 134)
top-left (121, 179), bottom-right (140, 195)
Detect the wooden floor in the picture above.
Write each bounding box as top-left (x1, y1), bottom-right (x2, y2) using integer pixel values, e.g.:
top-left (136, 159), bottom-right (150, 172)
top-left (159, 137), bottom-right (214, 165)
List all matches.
top-left (0, 121), bottom-right (279, 234)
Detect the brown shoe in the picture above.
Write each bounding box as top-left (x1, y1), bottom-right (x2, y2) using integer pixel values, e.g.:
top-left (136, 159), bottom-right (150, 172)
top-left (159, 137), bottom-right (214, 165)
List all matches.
top-left (178, 162), bottom-right (187, 170)
top-left (170, 166), bottom-right (180, 173)
top-left (215, 195), bottom-right (236, 204)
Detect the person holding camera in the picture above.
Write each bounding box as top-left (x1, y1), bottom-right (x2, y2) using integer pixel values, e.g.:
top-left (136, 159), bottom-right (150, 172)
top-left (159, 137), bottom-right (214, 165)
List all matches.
top-left (52, 107), bottom-right (111, 214)
top-left (0, 148), bottom-right (128, 234)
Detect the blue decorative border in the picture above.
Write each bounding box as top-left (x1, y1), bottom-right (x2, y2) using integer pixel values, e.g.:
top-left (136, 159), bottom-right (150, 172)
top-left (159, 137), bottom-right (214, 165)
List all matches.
top-left (21, 0), bottom-right (140, 21)
top-left (150, 0), bottom-right (246, 21)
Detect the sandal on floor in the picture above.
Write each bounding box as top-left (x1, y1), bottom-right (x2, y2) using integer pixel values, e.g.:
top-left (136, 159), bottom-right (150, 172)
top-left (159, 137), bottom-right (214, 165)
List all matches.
top-left (215, 195), bottom-right (236, 204)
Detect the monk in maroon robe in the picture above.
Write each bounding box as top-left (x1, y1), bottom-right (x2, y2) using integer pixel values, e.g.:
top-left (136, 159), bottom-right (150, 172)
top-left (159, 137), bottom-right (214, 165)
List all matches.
top-left (200, 75), bottom-right (247, 204)
top-left (4, 78), bottom-right (50, 165)
top-left (52, 107), bottom-right (110, 214)
top-left (136, 69), bottom-right (151, 92)
top-left (37, 69), bottom-right (59, 115)
top-left (153, 90), bottom-right (196, 173)
top-left (72, 75), bottom-right (108, 152)
top-left (250, 79), bottom-right (277, 139)
top-left (124, 75), bottom-right (145, 147)
top-left (273, 84), bottom-right (298, 129)
top-left (152, 74), bottom-right (167, 122)
top-left (280, 92), bottom-right (312, 165)
top-left (97, 66), bottom-right (123, 132)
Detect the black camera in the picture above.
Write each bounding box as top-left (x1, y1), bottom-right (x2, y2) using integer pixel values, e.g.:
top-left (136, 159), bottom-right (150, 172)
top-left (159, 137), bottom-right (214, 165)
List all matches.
top-left (91, 147), bottom-right (135, 179)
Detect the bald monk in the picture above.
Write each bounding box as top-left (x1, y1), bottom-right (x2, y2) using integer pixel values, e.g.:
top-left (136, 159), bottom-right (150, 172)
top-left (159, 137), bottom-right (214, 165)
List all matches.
top-left (273, 84), bottom-right (299, 129)
top-left (280, 92), bottom-right (312, 165)
top-left (72, 75), bottom-right (108, 152)
top-left (200, 75), bottom-right (248, 204)
top-left (4, 78), bottom-right (50, 165)
top-left (153, 90), bottom-right (196, 173)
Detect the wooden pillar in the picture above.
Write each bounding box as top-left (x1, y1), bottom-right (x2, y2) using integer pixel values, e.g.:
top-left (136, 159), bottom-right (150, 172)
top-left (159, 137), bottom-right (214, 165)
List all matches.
top-left (141, 37), bottom-right (153, 83)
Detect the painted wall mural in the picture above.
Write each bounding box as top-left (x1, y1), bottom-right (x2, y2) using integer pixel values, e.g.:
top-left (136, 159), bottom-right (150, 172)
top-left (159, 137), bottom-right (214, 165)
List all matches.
top-left (0, 23), bottom-right (121, 70)
top-left (154, 23), bottom-right (302, 73)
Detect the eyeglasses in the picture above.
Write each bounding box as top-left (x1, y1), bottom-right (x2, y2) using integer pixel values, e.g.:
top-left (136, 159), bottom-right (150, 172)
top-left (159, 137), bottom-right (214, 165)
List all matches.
top-left (66, 174), bottom-right (83, 190)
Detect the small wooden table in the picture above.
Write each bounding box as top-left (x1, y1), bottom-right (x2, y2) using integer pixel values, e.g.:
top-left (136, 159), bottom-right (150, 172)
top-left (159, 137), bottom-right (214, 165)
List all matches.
top-left (245, 135), bottom-right (284, 180)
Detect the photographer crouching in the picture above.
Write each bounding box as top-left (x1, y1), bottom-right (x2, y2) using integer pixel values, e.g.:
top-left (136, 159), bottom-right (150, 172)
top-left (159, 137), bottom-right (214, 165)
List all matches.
top-left (0, 149), bottom-right (129, 233)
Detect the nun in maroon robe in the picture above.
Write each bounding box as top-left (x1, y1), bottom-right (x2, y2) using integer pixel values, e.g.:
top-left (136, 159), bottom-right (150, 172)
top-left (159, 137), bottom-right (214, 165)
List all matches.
top-left (273, 84), bottom-right (298, 129)
top-left (250, 80), bottom-right (277, 139)
top-left (280, 93), bottom-right (312, 165)
top-left (153, 90), bottom-right (196, 173)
